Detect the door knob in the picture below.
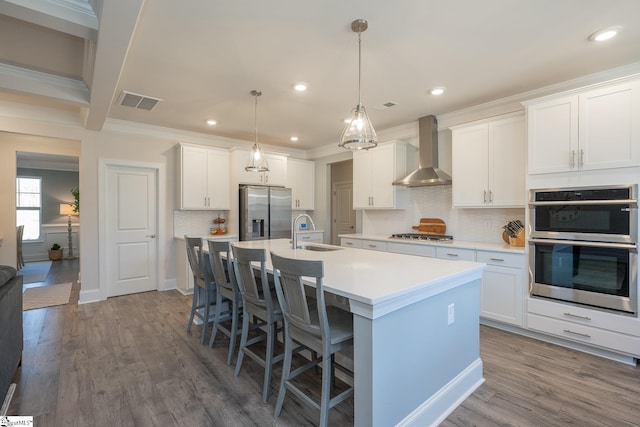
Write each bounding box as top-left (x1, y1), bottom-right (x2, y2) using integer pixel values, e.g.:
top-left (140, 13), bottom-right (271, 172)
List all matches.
top-left (146, 234), bottom-right (156, 238)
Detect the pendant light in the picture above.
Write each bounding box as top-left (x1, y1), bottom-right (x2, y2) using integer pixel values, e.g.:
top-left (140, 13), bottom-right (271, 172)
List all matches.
top-left (339, 19), bottom-right (377, 150)
top-left (245, 90), bottom-right (269, 172)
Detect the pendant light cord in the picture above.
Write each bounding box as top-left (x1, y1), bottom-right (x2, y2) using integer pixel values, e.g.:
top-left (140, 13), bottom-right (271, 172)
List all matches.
top-left (358, 29), bottom-right (362, 107)
top-left (254, 92), bottom-right (258, 145)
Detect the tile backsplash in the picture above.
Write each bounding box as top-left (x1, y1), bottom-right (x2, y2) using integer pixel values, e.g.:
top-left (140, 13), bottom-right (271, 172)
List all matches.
top-left (362, 185), bottom-right (525, 244)
top-left (174, 210), bottom-right (228, 237)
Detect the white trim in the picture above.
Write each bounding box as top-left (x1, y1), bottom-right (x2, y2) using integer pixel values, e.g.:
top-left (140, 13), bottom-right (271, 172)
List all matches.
top-left (396, 358), bottom-right (484, 427)
top-left (161, 278), bottom-right (177, 292)
top-left (98, 158), bottom-right (165, 302)
top-left (78, 287), bottom-right (100, 304)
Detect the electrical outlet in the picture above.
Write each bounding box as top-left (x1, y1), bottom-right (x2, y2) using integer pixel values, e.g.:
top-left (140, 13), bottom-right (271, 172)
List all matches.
top-left (448, 303), bottom-right (455, 325)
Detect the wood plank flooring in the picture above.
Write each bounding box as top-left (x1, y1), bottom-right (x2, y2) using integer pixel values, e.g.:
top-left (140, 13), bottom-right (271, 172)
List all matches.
top-left (9, 264), bottom-right (640, 426)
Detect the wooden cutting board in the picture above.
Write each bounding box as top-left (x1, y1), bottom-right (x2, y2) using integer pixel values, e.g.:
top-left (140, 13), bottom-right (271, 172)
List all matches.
top-left (411, 218), bottom-right (446, 235)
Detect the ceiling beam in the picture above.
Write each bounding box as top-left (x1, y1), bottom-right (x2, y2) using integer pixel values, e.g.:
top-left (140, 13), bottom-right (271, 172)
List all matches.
top-left (0, 62), bottom-right (89, 105)
top-left (0, 0), bottom-right (98, 40)
top-left (82, 0), bottom-right (144, 131)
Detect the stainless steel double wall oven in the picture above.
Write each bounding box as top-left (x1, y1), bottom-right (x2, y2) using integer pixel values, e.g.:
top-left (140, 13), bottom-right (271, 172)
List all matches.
top-left (529, 185), bottom-right (638, 315)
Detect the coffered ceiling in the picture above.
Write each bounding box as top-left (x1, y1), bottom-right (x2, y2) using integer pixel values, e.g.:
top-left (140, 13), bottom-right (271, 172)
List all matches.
top-left (1, 0), bottom-right (639, 150)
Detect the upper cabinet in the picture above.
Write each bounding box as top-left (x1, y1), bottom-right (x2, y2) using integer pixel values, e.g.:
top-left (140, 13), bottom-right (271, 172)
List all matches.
top-left (231, 149), bottom-right (287, 186)
top-left (451, 113), bottom-right (526, 208)
top-left (286, 158), bottom-right (315, 210)
top-left (353, 141), bottom-right (409, 209)
top-left (526, 80), bottom-right (640, 174)
top-left (178, 143), bottom-right (230, 210)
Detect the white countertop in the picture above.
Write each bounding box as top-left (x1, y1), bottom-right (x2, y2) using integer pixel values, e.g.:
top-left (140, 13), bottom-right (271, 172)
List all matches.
top-left (339, 233), bottom-right (525, 254)
top-left (174, 234), bottom-right (238, 240)
top-left (232, 238), bottom-right (485, 319)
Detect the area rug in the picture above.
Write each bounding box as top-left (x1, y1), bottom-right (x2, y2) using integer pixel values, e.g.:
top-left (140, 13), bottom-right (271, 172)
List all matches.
top-left (19, 260), bottom-right (52, 284)
top-left (23, 282), bottom-right (72, 311)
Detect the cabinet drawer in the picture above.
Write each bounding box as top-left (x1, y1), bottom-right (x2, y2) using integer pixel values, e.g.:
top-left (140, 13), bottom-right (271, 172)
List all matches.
top-left (341, 238), bottom-right (362, 249)
top-left (528, 298), bottom-right (640, 337)
top-left (297, 232), bottom-right (323, 243)
top-left (476, 250), bottom-right (523, 268)
top-left (436, 247), bottom-right (476, 261)
top-left (361, 240), bottom-right (388, 251)
top-left (387, 242), bottom-right (436, 258)
top-left (527, 313), bottom-right (640, 356)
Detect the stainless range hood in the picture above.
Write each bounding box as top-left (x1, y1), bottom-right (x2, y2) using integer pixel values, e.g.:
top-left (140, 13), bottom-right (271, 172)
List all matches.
top-left (393, 115), bottom-right (452, 187)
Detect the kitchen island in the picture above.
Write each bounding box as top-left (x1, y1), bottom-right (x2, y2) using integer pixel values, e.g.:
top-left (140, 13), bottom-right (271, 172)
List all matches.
top-left (232, 238), bottom-right (486, 426)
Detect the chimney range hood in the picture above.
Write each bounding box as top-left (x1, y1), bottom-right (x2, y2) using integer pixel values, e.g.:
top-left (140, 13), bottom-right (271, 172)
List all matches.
top-left (393, 115), bottom-right (452, 187)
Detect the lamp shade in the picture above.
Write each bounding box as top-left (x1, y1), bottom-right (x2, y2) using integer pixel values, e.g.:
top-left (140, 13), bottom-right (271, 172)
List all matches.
top-left (60, 203), bottom-right (75, 216)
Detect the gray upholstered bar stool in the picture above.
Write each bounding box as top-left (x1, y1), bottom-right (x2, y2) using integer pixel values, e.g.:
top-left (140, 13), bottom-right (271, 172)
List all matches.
top-left (207, 240), bottom-right (243, 365)
top-left (232, 244), bottom-right (284, 403)
top-left (185, 236), bottom-right (216, 345)
top-left (270, 251), bottom-right (354, 427)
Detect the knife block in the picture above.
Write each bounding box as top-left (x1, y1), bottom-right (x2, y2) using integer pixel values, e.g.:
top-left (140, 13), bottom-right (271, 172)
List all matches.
top-left (508, 229), bottom-right (525, 247)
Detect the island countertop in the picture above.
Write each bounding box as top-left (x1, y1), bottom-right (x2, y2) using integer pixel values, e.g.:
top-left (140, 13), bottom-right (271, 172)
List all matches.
top-left (232, 238), bottom-right (485, 319)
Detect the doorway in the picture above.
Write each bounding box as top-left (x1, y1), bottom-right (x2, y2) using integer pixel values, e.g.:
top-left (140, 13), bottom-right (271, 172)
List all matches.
top-left (100, 161), bottom-right (161, 298)
top-left (330, 160), bottom-right (356, 245)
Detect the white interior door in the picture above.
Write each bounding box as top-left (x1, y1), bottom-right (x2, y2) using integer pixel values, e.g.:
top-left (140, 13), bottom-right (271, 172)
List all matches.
top-left (332, 181), bottom-right (355, 245)
top-left (105, 164), bottom-right (158, 297)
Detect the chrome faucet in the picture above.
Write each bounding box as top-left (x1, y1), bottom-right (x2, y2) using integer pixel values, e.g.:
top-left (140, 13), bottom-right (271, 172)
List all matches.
top-left (292, 213), bottom-right (316, 249)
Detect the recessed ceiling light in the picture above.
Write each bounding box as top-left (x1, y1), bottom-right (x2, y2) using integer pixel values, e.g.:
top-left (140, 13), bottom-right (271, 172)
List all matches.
top-left (206, 119), bottom-right (217, 126)
top-left (589, 26), bottom-right (622, 42)
top-left (290, 136), bottom-right (299, 142)
top-left (430, 87), bottom-right (445, 96)
top-left (294, 83), bottom-right (308, 92)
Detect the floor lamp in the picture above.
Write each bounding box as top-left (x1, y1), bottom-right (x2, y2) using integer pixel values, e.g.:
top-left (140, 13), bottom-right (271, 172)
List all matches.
top-left (59, 203), bottom-right (78, 259)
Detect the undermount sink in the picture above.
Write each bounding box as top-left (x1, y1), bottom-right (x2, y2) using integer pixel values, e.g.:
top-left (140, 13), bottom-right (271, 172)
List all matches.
top-left (297, 244), bottom-right (343, 252)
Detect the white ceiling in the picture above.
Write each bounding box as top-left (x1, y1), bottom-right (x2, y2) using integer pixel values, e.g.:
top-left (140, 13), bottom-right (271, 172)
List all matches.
top-left (1, 0), bottom-right (639, 150)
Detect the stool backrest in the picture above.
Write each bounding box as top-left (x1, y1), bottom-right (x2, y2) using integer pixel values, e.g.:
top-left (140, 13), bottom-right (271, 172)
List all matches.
top-left (185, 236), bottom-right (206, 286)
top-left (232, 245), bottom-right (274, 312)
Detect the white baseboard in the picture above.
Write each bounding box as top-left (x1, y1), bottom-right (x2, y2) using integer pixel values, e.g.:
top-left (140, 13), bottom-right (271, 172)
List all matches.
top-left (78, 288), bottom-right (102, 305)
top-left (396, 358), bottom-right (484, 427)
top-left (161, 278), bottom-right (177, 291)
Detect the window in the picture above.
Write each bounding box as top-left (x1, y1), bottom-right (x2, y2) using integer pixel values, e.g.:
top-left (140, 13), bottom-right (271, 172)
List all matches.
top-left (16, 176), bottom-right (42, 240)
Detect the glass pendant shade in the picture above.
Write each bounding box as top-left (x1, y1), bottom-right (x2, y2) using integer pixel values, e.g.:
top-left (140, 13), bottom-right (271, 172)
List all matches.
top-left (246, 142), bottom-right (269, 172)
top-left (339, 103), bottom-right (377, 150)
top-left (245, 90), bottom-right (269, 172)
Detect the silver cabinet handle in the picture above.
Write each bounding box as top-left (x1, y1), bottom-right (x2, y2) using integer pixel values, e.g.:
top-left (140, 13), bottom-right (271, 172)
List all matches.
top-left (302, 236), bottom-right (311, 240)
top-left (368, 244), bottom-right (377, 248)
top-left (146, 234), bottom-right (156, 238)
top-left (345, 242), bottom-right (353, 246)
top-left (483, 190), bottom-right (487, 203)
top-left (563, 329), bottom-right (591, 339)
top-left (446, 253), bottom-right (459, 257)
top-left (563, 312), bottom-right (591, 321)
top-left (579, 149), bottom-right (585, 168)
top-left (489, 258), bottom-right (504, 262)
top-left (489, 190), bottom-right (493, 203)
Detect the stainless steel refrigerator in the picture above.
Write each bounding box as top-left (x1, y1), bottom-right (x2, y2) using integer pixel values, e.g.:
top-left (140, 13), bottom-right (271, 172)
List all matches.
top-left (239, 185), bottom-right (292, 241)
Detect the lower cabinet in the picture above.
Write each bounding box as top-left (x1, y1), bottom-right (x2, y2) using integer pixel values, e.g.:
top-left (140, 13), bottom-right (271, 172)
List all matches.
top-left (296, 231), bottom-right (323, 244)
top-left (476, 250), bottom-right (524, 326)
top-left (340, 237), bottom-right (362, 249)
top-left (527, 298), bottom-right (640, 357)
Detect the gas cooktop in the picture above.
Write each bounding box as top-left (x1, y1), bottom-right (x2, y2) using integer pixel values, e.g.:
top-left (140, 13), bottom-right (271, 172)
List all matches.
top-left (390, 233), bottom-right (453, 241)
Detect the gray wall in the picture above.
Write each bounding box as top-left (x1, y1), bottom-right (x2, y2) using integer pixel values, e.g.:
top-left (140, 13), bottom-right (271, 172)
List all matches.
top-left (17, 168), bottom-right (79, 225)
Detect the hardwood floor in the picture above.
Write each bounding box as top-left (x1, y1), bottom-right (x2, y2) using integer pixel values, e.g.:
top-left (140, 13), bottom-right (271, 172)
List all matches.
top-left (9, 274), bottom-right (640, 426)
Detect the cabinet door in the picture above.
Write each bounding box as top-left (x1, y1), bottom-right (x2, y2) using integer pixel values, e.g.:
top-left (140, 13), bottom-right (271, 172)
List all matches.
top-left (181, 145), bottom-right (208, 209)
top-left (481, 265), bottom-right (523, 326)
top-left (452, 124), bottom-right (489, 207)
top-left (489, 117), bottom-right (525, 207)
top-left (287, 159), bottom-right (315, 210)
top-left (371, 144), bottom-right (395, 208)
top-left (352, 149), bottom-right (372, 208)
top-left (207, 149), bottom-right (230, 210)
top-left (263, 154), bottom-right (287, 186)
top-left (527, 95), bottom-right (578, 174)
top-left (579, 81), bottom-right (640, 170)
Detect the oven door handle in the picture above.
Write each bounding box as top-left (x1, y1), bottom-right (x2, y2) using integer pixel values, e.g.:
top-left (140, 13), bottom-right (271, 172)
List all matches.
top-left (529, 199), bottom-right (638, 207)
top-left (528, 238), bottom-right (637, 252)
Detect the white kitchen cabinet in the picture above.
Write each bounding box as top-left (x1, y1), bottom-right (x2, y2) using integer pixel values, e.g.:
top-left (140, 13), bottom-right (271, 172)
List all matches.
top-left (286, 158), bottom-right (315, 210)
top-left (296, 230), bottom-right (323, 243)
top-left (360, 240), bottom-right (387, 252)
top-left (340, 237), bottom-right (362, 248)
top-left (436, 246), bottom-right (476, 261)
top-left (526, 79), bottom-right (640, 174)
top-left (353, 141), bottom-right (408, 209)
top-left (527, 298), bottom-right (640, 357)
top-left (476, 250), bottom-right (524, 326)
top-left (387, 241), bottom-right (436, 258)
top-left (178, 144), bottom-right (230, 210)
top-left (451, 113), bottom-right (525, 208)
top-left (232, 149), bottom-right (287, 186)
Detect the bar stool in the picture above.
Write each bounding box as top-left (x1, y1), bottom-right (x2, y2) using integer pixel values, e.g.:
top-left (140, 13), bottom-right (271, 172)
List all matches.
top-left (270, 251), bottom-right (354, 427)
top-left (185, 236), bottom-right (216, 345)
top-left (207, 240), bottom-right (243, 365)
top-left (16, 225), bottom-right (25, 270)
top-left (232, 244), bottom-right (284, 403)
